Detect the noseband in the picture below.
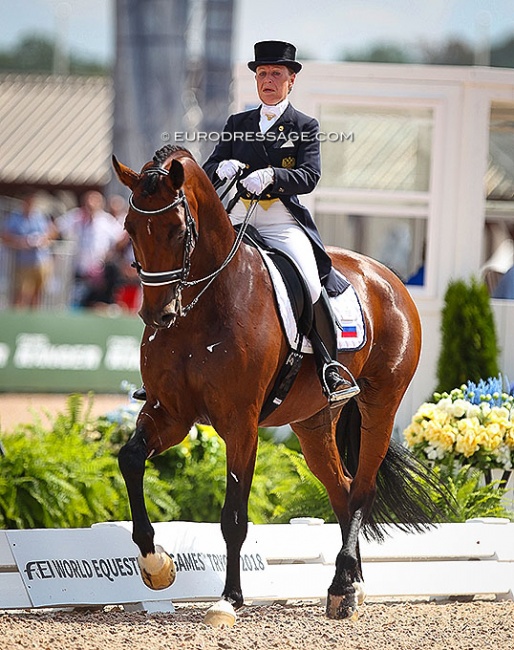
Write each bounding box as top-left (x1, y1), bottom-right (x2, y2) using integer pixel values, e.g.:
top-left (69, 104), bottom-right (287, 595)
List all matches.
top-left (128, 165), bottom-right (258, 323)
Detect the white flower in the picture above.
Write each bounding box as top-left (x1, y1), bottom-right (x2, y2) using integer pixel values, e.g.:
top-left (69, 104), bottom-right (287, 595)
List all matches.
top-left (492, 444), bottom-right (513, 470)
top-left (480, 403), bottom-right (491, 416)
top-left (437, 397), bottom-right (452, 412)
top-left (466, 404), bottom-right (481, 419)
top-left (425, 444), bottom-right (446, 461)
top-left (450, 399), bottom-right (469, 418)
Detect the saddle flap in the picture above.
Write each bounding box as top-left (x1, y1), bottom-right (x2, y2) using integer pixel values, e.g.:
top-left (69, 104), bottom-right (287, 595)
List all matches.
top-left (236, 223), bottom-right (313, 336)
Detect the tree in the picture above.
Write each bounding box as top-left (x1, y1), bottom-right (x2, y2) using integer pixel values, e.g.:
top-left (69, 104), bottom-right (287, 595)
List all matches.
top-left (420, 38), bottom-right (474, 66)
top-left (491, 36), bottom-right (514, 68)
top-left (343, 42), bottom-right (413, 64)
top-left (0, 33), bottom-right (109, 75)
top-left (435, 278), bottom-right (500, 394)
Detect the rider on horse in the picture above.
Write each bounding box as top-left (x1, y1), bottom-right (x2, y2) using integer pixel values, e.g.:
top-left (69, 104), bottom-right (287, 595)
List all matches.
top-left (132, 40), bottom-right (359, 405)
top-left (202, 40), bottom-right (360, 404)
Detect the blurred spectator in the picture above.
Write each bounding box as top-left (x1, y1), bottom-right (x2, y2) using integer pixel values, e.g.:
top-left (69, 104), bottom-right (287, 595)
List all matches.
top-left (492, 265), bottom-right (514, 300)
top-left (107, 194), bottom-right (128, 225)
top-left (104, 194), bottom-right (141, 312)
top-left (56, 191), bottom-right (123, 308)
top-left (1, 190), bottom-right (56, 308)
top-left (108, 231), bottom-right (142, 312)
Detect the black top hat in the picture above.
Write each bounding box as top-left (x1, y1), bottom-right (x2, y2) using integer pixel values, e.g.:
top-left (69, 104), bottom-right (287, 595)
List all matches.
top-left (248, 40), bottom-right (302, 73)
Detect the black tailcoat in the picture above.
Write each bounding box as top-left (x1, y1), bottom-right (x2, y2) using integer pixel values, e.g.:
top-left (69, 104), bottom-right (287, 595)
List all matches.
top-left (203, 103), bottom-right (347, 296)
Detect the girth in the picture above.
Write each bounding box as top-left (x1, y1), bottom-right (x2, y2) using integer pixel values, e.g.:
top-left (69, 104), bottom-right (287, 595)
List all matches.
top-left (234, 223), bottom-right (313, 422)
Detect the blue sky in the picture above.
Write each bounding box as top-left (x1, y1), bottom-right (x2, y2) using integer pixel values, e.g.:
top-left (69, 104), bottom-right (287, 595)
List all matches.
top-left (2, 0), bottom-right (514, 63)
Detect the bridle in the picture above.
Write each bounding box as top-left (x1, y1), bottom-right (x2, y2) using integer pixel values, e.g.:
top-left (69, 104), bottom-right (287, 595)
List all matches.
top-left (129, 186), bottom-right (197, 288)
top-left (128, 165), bottom-right (258, 323)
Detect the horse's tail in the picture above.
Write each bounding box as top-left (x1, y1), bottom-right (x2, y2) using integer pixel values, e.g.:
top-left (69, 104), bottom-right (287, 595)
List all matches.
top-left (335, 399), bottom-right (453, 542)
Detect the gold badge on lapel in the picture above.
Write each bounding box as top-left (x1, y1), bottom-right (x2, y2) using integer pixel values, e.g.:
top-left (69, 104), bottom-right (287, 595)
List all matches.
top-left (281, 156), bottom-right (296, 169)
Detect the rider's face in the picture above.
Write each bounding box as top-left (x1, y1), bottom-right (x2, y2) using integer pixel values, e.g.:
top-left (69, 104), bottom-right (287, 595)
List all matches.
top-left (255, 65), bottom-right (295, 105)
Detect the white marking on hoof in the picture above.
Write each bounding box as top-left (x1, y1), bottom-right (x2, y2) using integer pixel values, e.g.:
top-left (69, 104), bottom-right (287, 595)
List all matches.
top-left (204, 600), bottom-right (237, 627)
top-left (353, 581), bottom-right (366, 605)
top-left (137, 545), bottom-right (176, 590)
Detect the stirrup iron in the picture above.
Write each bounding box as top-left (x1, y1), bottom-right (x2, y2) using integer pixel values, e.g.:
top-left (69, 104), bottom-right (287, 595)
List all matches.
top-left (322, 361), bottom-right (360, 404)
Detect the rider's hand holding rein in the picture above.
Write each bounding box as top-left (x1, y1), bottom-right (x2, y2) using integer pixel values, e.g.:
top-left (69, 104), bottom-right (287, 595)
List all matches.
top-left (216, 159), bottom-right (246, 181)
top-left (241, 168), bottom-right (274, 195)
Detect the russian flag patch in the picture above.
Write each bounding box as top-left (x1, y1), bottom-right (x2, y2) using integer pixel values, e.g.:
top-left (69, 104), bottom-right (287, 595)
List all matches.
top-left (341, 325), bottom-right (358, 338)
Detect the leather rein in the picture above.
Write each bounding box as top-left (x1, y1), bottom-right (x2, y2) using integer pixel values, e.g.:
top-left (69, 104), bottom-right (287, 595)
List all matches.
top-left (128, 166), bottom-right (258, 322)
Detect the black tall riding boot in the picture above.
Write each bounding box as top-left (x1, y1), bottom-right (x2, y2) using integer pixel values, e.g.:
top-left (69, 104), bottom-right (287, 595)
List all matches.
top-left (310, 289), bottom-right (360, 404)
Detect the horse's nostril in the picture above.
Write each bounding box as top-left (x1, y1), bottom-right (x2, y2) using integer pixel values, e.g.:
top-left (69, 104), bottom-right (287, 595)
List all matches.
top-left (161, 313), bottom-right (174, 325)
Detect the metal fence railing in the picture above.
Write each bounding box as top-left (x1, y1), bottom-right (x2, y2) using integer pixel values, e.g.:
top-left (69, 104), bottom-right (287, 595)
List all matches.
top-left (0, 240), bottom-right (76, 310)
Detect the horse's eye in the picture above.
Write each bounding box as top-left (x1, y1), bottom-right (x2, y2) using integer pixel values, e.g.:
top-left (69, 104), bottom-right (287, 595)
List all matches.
top-left (171, 225), bottom-right (186, 242)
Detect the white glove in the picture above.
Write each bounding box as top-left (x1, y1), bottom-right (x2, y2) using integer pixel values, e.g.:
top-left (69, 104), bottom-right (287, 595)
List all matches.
top-left (216, 159), bottom-right (246, 181)
top-left (241, 168), bottom-right (274, 195)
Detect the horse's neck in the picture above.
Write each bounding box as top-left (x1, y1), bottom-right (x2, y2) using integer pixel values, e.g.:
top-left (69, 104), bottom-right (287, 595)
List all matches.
top-left (193, 182), bottom-right (239, 268)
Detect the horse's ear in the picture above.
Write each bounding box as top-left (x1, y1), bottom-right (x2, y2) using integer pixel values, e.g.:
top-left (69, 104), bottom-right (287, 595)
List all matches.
top-left (112, 155), bottom-right (139, 190)
top-left (167, 159), bottom-right (185, 190)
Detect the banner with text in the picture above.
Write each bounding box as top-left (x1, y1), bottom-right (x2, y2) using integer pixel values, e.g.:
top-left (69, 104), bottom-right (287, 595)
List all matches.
top-left (0, 310), bottom-right (143, 392)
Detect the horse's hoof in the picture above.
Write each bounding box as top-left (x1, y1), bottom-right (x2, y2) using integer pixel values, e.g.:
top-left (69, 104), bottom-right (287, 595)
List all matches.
top-left (137, 545), bottom-right (176, 590)
top-left (204, 600), bottom-right (237, 628)
top-left (326, 591), bottom-right (358, 620)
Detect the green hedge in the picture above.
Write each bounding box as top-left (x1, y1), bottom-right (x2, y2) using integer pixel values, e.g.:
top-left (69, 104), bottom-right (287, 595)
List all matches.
top-left (436, 277), bottom-right (500, 393)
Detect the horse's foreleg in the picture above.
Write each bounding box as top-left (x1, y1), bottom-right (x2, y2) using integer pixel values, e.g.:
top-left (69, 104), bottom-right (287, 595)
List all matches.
top-left (118, 426), bottom-right (176, 590)
top-left (204, 430), bottom-right (258, 627)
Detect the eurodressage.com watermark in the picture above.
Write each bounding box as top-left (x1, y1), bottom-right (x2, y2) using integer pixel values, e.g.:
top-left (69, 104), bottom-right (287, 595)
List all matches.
top-left (161, 130), bottom-right (354, 143)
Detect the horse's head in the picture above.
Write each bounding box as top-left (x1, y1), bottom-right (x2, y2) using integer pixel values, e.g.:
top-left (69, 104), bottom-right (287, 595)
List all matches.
top-left (113, 146), bottom-right (199, 329)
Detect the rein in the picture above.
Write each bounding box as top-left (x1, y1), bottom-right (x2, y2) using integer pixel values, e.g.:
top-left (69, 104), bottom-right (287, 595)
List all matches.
top-left (129, 167), bottom-right (259, 321)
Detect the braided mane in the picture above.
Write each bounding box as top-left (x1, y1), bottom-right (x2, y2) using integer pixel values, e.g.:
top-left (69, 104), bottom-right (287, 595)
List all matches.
top-left (142, 145), bottom-right (193, 196)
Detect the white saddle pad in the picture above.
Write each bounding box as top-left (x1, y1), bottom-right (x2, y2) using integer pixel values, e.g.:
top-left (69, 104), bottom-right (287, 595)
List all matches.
top-left (259, 249), bottom-right (366, 353)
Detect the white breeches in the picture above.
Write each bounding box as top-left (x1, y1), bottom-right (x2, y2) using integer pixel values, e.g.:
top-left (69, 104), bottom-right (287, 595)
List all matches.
top-left (230, 200), bottom-right (322, 302)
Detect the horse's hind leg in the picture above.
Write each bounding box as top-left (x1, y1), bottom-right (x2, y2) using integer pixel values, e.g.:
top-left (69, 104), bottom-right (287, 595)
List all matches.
top-left (292, 411), bottom-right (363, 617)
top-left (326, 397), bottom-right (398, 619)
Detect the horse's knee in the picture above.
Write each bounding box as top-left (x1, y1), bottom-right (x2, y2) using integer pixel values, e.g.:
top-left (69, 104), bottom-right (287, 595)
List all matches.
top-left (118, 434), bottom-right (147, 480)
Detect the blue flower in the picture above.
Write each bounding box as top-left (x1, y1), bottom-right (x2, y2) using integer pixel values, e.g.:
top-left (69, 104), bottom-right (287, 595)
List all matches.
top-left (462, 375), bottom-right (507, 407)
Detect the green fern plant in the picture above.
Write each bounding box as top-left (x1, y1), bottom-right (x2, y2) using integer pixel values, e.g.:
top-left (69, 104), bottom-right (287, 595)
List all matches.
top-left (258, 444), bottom-right (334, 523)
top-left (0, 395), bottom-right (178, 529)
top-left (416, 464), bottom-right (510, 522)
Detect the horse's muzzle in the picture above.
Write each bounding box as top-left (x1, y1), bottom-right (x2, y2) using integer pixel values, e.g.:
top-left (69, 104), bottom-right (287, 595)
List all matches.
top-left (139, 301), bottom-right (179, 329)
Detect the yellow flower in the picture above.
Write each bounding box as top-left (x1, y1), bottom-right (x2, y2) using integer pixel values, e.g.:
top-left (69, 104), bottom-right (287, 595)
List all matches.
top-left (483, 422), bottom-right (502, 450)
top-left (455, 417), bottom-right (481, 457)
top-left (430, 423), bottom-right (456, 452)
top-left (416, 402), bottom-right (438, 421)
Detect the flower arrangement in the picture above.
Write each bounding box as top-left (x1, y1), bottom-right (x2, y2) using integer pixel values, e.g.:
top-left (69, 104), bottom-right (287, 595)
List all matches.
top-left (403, 376), bottom-right (514, 474)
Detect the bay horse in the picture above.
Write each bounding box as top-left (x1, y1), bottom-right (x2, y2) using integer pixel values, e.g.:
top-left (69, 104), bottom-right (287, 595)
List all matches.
top-left (113, 145), bottom-right (443, 625)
